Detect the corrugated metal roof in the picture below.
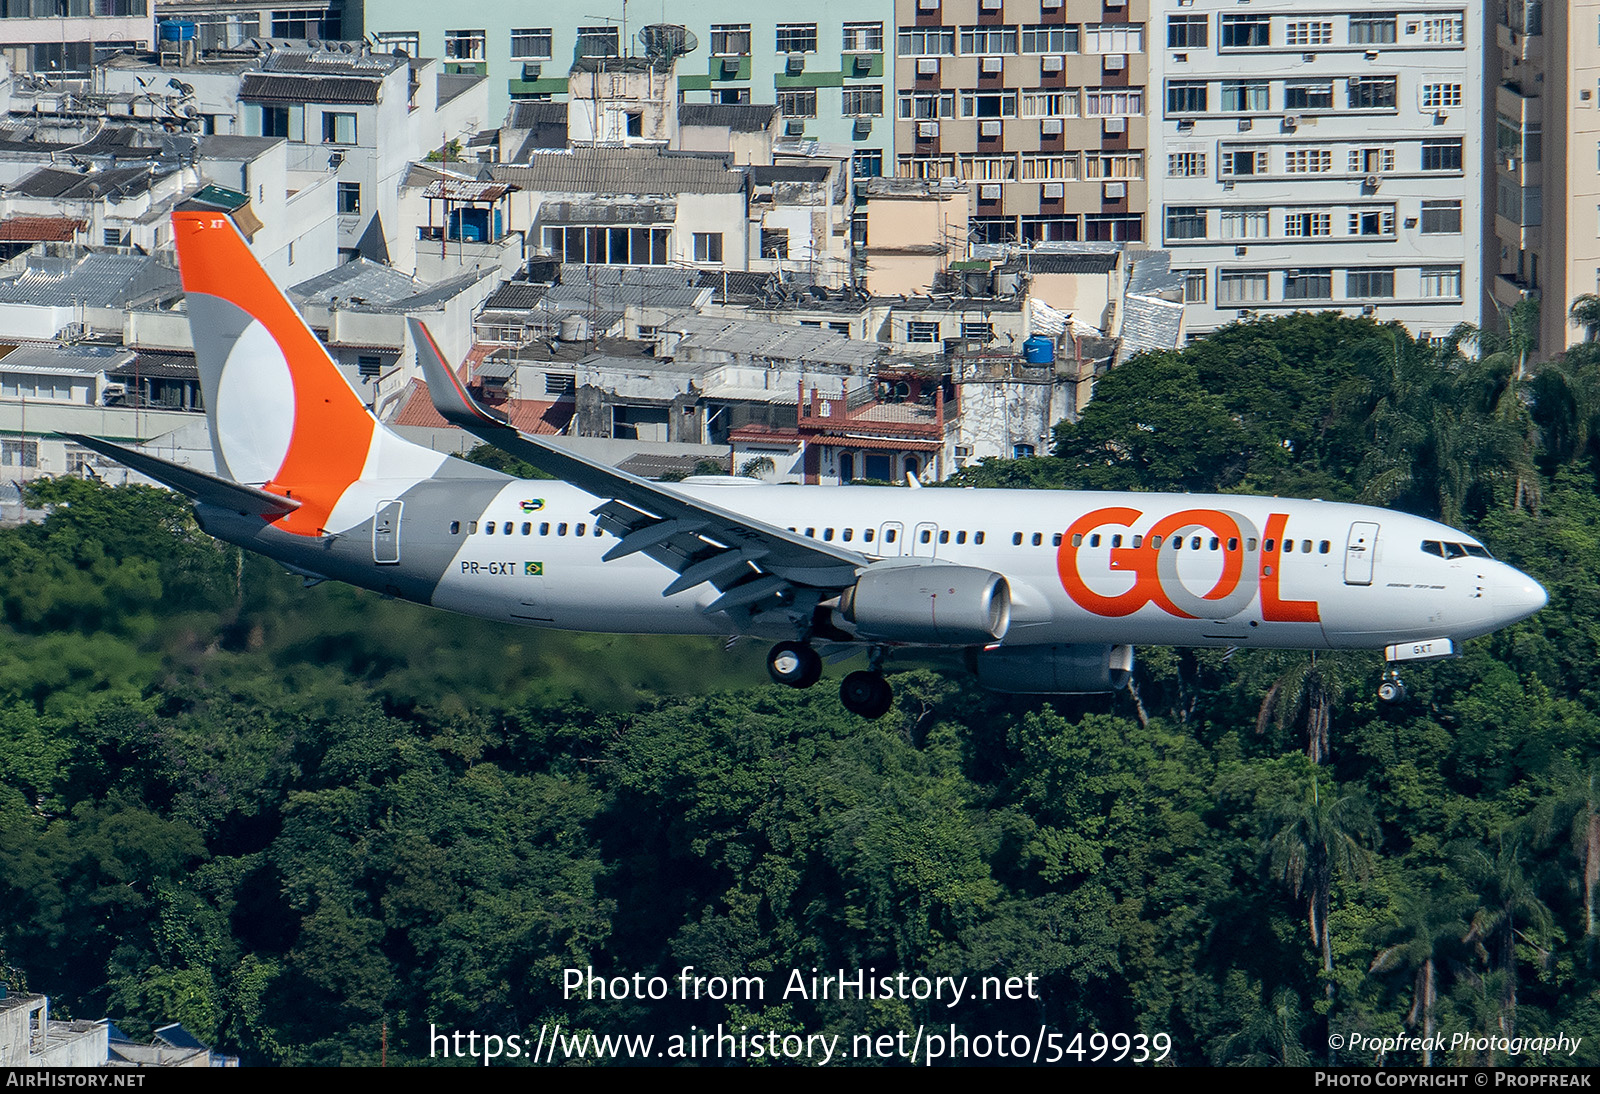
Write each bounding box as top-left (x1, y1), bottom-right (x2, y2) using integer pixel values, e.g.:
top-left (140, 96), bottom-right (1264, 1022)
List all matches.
top-left (239, 73), bottom-right (380, 104)
top-left (667, 313), bottom-right (882, 368)
top-left (11, 165), bottom-right (168, 200)
top-left (484, 283), bottom-right (548, 310)
top-left (676, 103), bottom-right (778, 133)
top-left (289, 260), bottom-right (488, 313)
top-left (1116, 294), bottom-right (1186, 364)
top-left (0, 250), bottom-right (180, 309)
top-left (486, 147), bottom-right (745, 195)
top-left (260, 48), bottom-right (405, 76)
top-left (539, 200), bottom-right (674, 224)
top-left (999, 253), bottom-right (1119, 275)
top-left (422, 179), bottom-right (517, 201)
top-left (1127, 250), bottom-right (1183, 296)
top-left (508, 101), bottom-right (567, 129)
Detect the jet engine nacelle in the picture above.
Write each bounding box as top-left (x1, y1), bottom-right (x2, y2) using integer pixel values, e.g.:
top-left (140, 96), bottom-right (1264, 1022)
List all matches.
top-left (841, 564), bottom-right (1011, 644)
top-left (972, 643), bottom-right (1134, 694)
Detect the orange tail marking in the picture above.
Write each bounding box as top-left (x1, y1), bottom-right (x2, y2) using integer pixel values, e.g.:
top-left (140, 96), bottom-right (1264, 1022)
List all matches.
top-left (173, 211), bottom-right (375, 536)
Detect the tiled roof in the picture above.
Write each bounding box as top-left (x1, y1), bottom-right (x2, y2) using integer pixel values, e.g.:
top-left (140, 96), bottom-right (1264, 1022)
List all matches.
top-left (676, 103), bottom-right (778, 133)
top-left (390, 378), bottom-right (573, 434)
top-left (238, 73), bottom-right (380, 104)
top-left (0, 216), bottom-right (86, 242)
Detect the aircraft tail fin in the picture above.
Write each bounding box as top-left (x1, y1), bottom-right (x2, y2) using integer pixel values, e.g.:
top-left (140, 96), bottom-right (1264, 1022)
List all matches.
top-left (172, 211), bottom-right (381, 535)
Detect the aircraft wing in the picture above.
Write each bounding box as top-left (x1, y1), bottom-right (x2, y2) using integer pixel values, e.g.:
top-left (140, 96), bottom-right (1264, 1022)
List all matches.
top-left (61, 433), bottom-right (303, 519)
top-left (410, 321), bottom-right (868, 618)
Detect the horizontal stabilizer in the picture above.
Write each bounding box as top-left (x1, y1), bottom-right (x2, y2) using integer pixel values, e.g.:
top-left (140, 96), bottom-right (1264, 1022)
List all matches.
top-left (62, 433), bottom-right (302, 519)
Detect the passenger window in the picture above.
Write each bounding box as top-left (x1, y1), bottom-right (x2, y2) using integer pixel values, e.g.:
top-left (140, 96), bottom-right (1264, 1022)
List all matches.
top-left (468, 521), bottom-right (478, 534)
top-left (1319, 540), bottom-right (1330, 554)
top-left (1301, 540), bottom-right (1312, 553)
top-left (1131, 535), bottom-right (1142, 549)
top-left (864, 528), bottom-right (875, 542)
top-left (577, 523), bottom-right (586, 536)
top-left (1149, 535), bottom-right (1162, 549)
top-left (1071, 533), bottom-right (1083, 547)
top-left (920, 529), bottom-right (931, 544)
top-left (939, 530), bottom-right (949, 544)
top-left (957, 531), bottom-right (967, 544)
top-left (1247, 538), bottom-right (1257, 551)
top-left (503, 522), bottom-right (512, 535)
top-left (521, 522), bottom-right (531, 535)
top-left (824, 528), bottom-right (835, 541)
top-left (1013, 532), bottom-right (1023, 546)
top-left (1191, 536), bottom-right (1201, 550)
top-left (540, 522), bottom-right (550, 535)
top-left (486, 522), bottom-right (496, 535)
top-left (1228, 538), bottom-right (1238, 551)
top-left (1209, 538), bottom-right (1220, 551)
top-left (1173, 537), bottom-right (1184, 550)
top-left (1264, 538), bottom-right (1276, 552)
top-left (886, 528), bottom-right (897, 543)
top-left (1090, 534), bottom-right (1101, 547)
top-left (449, 521), bottom-right (460, 534)
top-left (843, 528), bottom-right (853, 542)
top-left (1112, 535), bottom-right (1123, 548)
top-left (806, 527), bottom-right (816, 538)
top-left (558, 522), bottom-right (568, 536)
top-left (1052, 533), bottom-right (1062, 546)
top-left (1284, 540), bottom-right (1294, 553)
top-left (975, 532), bottom-right (986, 545)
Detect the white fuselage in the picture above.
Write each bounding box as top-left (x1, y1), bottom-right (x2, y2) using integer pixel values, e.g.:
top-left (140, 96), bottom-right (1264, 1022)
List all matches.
top-left (422, 481), bottom-right (1541, 651)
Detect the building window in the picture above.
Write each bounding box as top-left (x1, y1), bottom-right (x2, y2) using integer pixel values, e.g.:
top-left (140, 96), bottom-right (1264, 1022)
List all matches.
top-left (255, 104), bottom-right (303, 141)
top-left (853, 149), bottom-right (883, 178)
top-left (907, 320), bottom-right (940, 343)
top-left (1165, 207), bottom-right (1208, 241)
top-left (957, 25), bottom-right (1016, 55)
top-left (1420, 200), bottom-right (1462, 234)
top-left (969, 216), bottom-right (1017, 243)
top-left (1219, 207), bottom-right (1269, 239)
top-left (960, 90), bottom-right (1018, 118)
top-left (510, 28), bottom-right (553, 59)
top-left (1347, 269), bottom-right (1395, 298)
top-left (322, 112), bottom-right (356, 144)
top-left (1168, 15), bottom-right (1208, 49)
top-left (776, 90), bottom-right (817, 117)
top-left (1283, 269), bottom-right (1333, 300)
top-left (1021, 24), bottom-right (1079, 53)
top-left (1177, 269), bottom-right (1207, 303)
top-left (1220, 15), bottom-right (1270, 48)
top-left (1497, 179), bottom-right (1542, 226)
top-left (1080, 153), bottom-right (1141, 181)
top-left (1021, 89), bottom-right (1078, 117)
top-left (372, 31), bottom-right (419, 55)
top-left (1349, 77), bottom-right (1397, 110)
top-left (1083, 214), bottom-right (1142, 242)
top-left (1349, 209), bottom-right (1396, 236)
top-left (1024, 154), bottom-right (1078, 180)
top-left (841, 86), bottom-right (883, 116)
top-left (1221, 81), bottom-right (1269, 113)
top-left (1420, 15), bottom-right (1464, 44)
top-left (1168, 151), bottom-right (1206, 177)
top-left (760, 228), bottom-right (789, 259)
top-left (271, 9), bottom-right (334, 38)
top-left (0, 439), bottom-right (39, 468)
top-left (1083, 24), bottom-right (1142, 53)
top-left (1166, 81), bottom-right (1208, 115)
top-left (1022, 215), bottom-right (1079, 242)
top-left (1421, 266), bottom-right (1462, 298)
top-left (1421, 82), bottom-right (1462, 109)
top-left (897, 27), bottom-right (955, 55)
top-left (776, 23), bottom-right (818, 53)
top-left (960, 154), bottom-right (1016, 180)
top-left (1284, 211), bottom-right (1331, 237)
top-left (357, 355), bottom-right (384, 378)
top-left (1349, 15), bottom-right (1396, 44)
top-left (898, 155), bottom-right (955, 178)
top-left (961, 321), bottom-right (994, 342)
top-left (1217, 271), bottom-right (1269, 304)
top-left (899, 90), bottom-right (955, 119)
top-left (1084, 89), bottom-right (1142, 117)
top-left (715, 88), bottom-right (751, 105)
top-left (1422, 139), bottom-right (1463, 172)
top-left (1220, 149), bottom-right (1267, 176)
top-left (1349, 147), bottom-right (1396, 173)
top-left (1285, 21), bottom-right (1334, 46)
top-left (710, 24), bottom-right (751, 55)
top-left (337, 182), bottom-right (360, 214)
top-left (842, 22), bottom-right (883, 52)
top-left (1284, 81), bottom-right (1334, 111)
top-left (693, 232), bottom-right (723, 262)
top-left (103, 228), bottom-right (130, 246)
top-left (1284, 149), bottom-right (1333, 173)
top-left (576, 26), bottom-right (619, 57)
top-left (444, 29), bottom-right (486, 60)
top-left (544, 226), bottom-right (671, 265)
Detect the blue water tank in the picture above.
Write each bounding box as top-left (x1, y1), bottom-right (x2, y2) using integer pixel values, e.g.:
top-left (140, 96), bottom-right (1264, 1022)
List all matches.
top-left (158, 18), bottom-right (197, 41)
top-left (1023, 335), bottom-right (1056, 364)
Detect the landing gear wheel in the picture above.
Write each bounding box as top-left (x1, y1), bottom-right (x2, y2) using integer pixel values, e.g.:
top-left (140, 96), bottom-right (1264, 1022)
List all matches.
top-left (767, 641), bottom-right (822, 689)
top-left (1378, 672), bottom-right (1407, 704)
top-left (840, 671), bottom-right (893, 718)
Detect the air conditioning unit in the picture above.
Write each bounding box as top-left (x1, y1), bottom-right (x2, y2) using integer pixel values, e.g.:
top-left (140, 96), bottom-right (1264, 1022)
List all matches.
top-left (1106, 0), bottom-right (1125, 7)
top-left (1282, 115), bottom-right (1299, 129)
top-left (1042, 182), bottom-right (1064, 198)
top-left (853, 117), bottom-right (873, 137)
top-left (981, 119), bottom-right (1002, 137)
top-left (980, 183), bottom-right (1001, 200)
top-left (980, 0), bottom-right (1001, 9)
top-left (917, 57), bottom-right (939, 75)
top-left (918, 0), bottom-right (939, 9)
top-left (917, 120), bottom-right (940, 138)
top-left (1362, 304), bottom-right (1377, 316)
top-left (721, 57), bottom-right (741, 76)
top-left (981, 56), bottom-right (1003, 74)
top-left (1040, 118), bottom-right (1063, 134)
top-left (1177, 119), bottom-right (1195, 131)
top-left (1234, 245), bottom-right (1247, 256)
top-left (1172, 52), bottom-right (1188, 62)
top-left (1041, 0), bottom-right (1063, 7)
top-left (1103, 117), bottom-right (1126, 134)
top-left (1504, 156), bottom-right (1518, 172)
top-left (520, 62), bottom-right (541, 80)
top-left (1238, 118), bottom-right (1253, 131)
top-left (1365, 175), bottom-right (1380, 188)
top-left (1104, 53), bottom-right (1125, 71)
top-left (785, 52), bottom-right (805, 74)
top-left (1103, 181), bottom-right (1126, 198)
top-left (852, 54), bottom-right (873, 74)
top-left (786, 119), bottom-right (806, 136)
top-left (1041, 55), bottom-right (1064, 73)
top-left (1285, 269), bottom-right (1300, 278)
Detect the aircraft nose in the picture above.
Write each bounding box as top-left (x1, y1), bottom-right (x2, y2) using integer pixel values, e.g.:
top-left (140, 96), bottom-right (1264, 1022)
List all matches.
top-left (1496, 570), bottom-right (1548, 624)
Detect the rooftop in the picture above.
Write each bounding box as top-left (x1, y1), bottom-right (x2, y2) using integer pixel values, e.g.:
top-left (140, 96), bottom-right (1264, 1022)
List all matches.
top-left (0, 247), bottom-right (181, 309)
top-left (483, 147), bottom-right (745, 195)
top-left (238, 73), bottom-right (380, 104)
top-left (997, 253), bottom-right (1120, 276)
top-left (288, 259), bottom-right (488, 312)
top-left (9, 164), bottom-right (174, 201)
top-left (0, 216), bottom-right (86, 242)
top-left (664, 313), bottom-right (883, 369)
top-left (676, 103), bottom-right (779, 133)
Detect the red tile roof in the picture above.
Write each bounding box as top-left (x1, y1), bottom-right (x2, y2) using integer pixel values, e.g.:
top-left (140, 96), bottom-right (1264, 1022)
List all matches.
top-left (389, 378), bottom-right (573, 436)
top-left (0, 216), bottom-right (86, 242)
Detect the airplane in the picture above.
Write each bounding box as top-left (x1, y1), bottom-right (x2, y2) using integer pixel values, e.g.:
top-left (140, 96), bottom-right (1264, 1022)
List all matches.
top-left (67, 212), bottom-right (1549, 718)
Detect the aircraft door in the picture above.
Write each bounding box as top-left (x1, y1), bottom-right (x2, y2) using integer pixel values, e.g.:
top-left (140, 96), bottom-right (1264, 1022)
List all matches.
top-left (911, 521), bottom-right (940, 557)
top-left (373, 500), bottom-right (402, 564)
top-left (1344, 522), bottom-right (1378, 586)
top-left (877, 521), bottom-right (904, 556)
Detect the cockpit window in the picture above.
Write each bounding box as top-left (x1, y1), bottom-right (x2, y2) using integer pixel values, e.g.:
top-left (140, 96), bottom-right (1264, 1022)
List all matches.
top-left (1463, 544), bottom-right (1493, 559)
top-left (1422, 540), bottom-right (1444, 557)
top-left (1443, 541), bottom-right (1468, 559)
top-left (1423, 539), bottom-right (1491, 559)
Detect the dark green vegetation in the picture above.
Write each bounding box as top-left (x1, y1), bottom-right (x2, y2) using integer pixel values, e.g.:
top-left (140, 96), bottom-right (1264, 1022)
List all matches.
top-left (3, 313), bottom-right (1598, 1066)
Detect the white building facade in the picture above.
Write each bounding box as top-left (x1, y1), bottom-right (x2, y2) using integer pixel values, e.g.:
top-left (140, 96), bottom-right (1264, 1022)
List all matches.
top-left (1147, 1), bottom-right (1483, 339)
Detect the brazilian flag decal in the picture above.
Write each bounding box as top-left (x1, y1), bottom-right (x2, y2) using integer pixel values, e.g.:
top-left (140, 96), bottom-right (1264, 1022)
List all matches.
top-left (526, 562), bottom-right (544, 575)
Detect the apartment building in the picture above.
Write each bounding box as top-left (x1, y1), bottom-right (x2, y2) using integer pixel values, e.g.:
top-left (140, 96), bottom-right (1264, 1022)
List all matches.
top-left (890, 0), bottom-right (1150, 249)
top-left (358, 0), bottom-right (894, 171)
top-left (1490, 0), bottom-right (1600, 356)
top-left (1147, 1), bottom-right (1483, 339)
top-left (0, 1), bottom-right (152, 78)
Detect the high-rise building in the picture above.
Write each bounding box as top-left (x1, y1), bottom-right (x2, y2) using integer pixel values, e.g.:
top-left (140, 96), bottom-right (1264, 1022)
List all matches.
top-left (1147, 1), bottom-right (1482, 340)
top-left (1490, 0), bottom-right (1600, 356)
top-left (890, 0), bottom-right (1150, 249)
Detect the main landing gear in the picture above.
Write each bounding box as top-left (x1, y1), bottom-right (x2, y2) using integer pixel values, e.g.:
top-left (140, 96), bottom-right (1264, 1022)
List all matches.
top-left (1377, 667), bottom-right (1408, 704)
top-left (766, 641), bottom-right (894, 718)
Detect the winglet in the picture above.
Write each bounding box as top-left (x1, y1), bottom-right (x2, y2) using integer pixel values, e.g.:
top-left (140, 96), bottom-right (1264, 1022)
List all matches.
top-left (409, 318), bottom-right (506, 429)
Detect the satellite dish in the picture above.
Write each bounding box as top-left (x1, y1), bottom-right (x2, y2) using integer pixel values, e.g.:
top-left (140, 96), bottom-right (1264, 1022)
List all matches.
top-left (637, 24), bottom-right (698, 62)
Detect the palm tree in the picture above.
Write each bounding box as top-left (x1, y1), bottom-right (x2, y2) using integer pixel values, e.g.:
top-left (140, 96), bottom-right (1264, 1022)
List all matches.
top-left (1531, 761), bottom-right (1600, 967)
top-left (1212, 985), bottom-right (1312, 1066)
top-left (1569, 293), bottom-right (1600, 342)
top-left (1455, 837), bottom-right (1553, 1039)
top-left (1255, 652), bottom-right (1360, 765)
top-left (1368, 879), bottom-right (1473, 1065)
top-left (1268, 776), bottom-right (1377, 1061)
